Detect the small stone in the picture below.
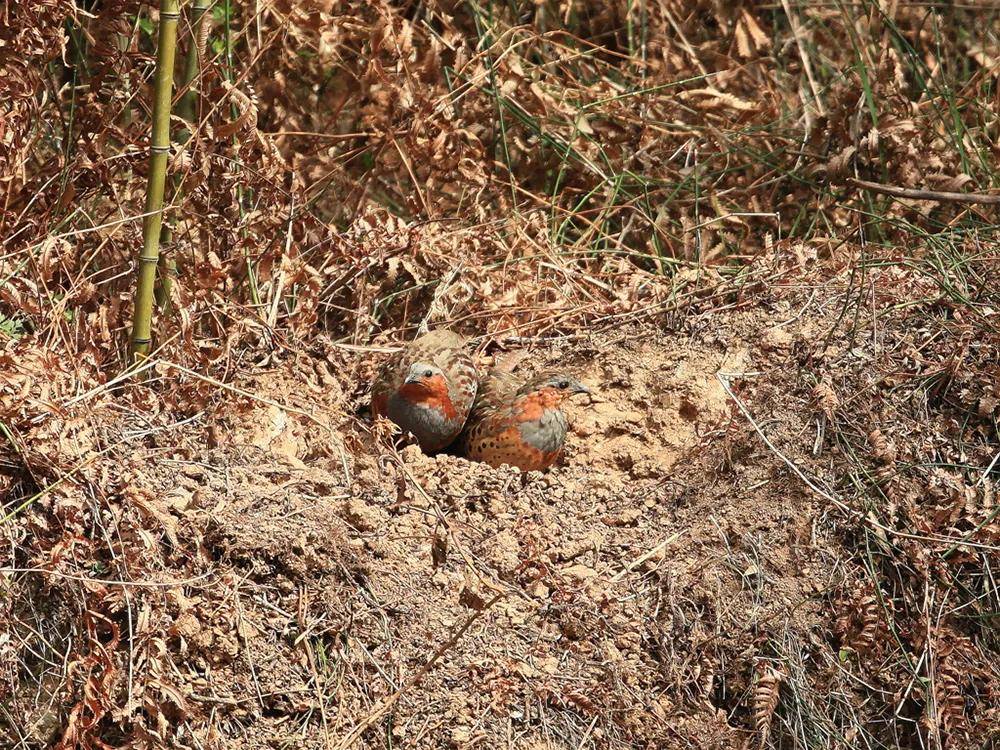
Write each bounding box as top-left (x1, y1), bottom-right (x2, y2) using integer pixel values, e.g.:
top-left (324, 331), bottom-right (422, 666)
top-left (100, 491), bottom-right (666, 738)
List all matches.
top-left (458, 581), bottom-right (487, 611)
top-left (529, 581), bottom-right (550, 599)
top-left (760, 326), bottom-right (793, 351)
top-left (181, 464), bottom-right (206, 480)
top-left (171, 611), bottom-right (200, 640)
top-left (165, 488), bottom-right (194, 513)
top-left (562, 564), bottom-right (598, 580)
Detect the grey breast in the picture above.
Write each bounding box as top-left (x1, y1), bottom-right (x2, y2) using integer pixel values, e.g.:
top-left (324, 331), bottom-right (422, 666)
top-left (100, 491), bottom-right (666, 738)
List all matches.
top-left (518, 409), bottom-right (568, 453)
top-left (386, 392), bottom-right (455, 447)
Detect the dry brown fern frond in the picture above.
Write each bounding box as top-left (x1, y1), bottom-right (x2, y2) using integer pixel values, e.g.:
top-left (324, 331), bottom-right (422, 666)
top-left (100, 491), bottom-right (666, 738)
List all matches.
top-left (833, 582), bottom-right (885, 659)
top-left (935, 665), bottom-right (968, 742)
top-left (928, 630), bottom-right (983, 744)
top-left (810, 381), bottom-right (840, 420)
top-left (753, 666), bottom-right (784, 749)
top-left (85, 0), bottom-right (141, 88)
top-left (215, 81), bottom-right (260, 140)
top-left (854, 595), bottom-right (880, 655)
top-left (868, 428), bottom-right (897, 465)
top-left (0, 0), bottom-right (74, 187)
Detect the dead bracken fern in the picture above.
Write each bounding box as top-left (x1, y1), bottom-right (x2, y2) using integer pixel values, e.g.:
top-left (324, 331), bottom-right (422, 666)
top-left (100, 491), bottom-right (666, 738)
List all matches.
top-left (753, 666), bottom-right (784, 749)
top-left (810, 382), bottom-right (840, 421)
top-left (925, 628), bottom-right (984, 745)
top-left (214, 80), bottom-right (259, 140)
top-left (0, 0), bottom-right (75, 186)
top-left (834, 582), bottom-right (885, 658)
top-left (2, 1), bottom-right (1000, 748)
top-left (854, 595), bottom-right (881, 656)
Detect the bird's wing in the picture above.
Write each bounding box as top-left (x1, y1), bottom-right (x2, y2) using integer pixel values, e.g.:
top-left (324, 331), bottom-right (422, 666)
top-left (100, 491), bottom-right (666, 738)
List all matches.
top-left (474, 349), bottom-right (532, 410)
top-left (470, 368), bottom-right (521, 418)
top-left (411, 329), bottom-right (467, 357)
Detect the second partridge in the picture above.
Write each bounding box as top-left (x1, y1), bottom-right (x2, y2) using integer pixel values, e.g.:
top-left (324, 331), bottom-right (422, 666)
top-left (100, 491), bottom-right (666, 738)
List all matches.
top-left (459, 357), bottom-right (589, 471)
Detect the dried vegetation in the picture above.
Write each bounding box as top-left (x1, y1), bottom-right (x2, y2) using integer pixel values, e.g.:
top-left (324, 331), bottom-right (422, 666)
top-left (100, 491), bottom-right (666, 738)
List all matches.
top-left (1, 1), bottom-right (999, 748)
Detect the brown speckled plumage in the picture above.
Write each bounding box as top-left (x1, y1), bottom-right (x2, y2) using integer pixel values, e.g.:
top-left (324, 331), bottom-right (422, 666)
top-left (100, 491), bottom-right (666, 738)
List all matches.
top-left (371, 330), bottom-right (478, 453)
top-left (459, 358), bottom-right (589, 471)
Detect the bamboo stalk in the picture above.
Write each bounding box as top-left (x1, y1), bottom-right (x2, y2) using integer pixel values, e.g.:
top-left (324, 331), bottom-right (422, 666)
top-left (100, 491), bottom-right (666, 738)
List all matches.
top-left (128, 0), bottom-right (181, 362)
top-left (155, 0), bottom-right (214, 314)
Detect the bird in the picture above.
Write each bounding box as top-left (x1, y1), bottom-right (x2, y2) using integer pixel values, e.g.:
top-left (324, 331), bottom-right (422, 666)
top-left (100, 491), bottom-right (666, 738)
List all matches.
top-left (370, 329), bottom-right (479, 453)
top-left (459, 355), bottom-right (590, 471)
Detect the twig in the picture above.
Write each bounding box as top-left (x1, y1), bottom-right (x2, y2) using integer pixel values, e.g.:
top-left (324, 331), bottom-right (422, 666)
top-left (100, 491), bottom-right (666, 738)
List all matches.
top-left (266, 196), bottom-right (294, 328)
top-left (235, 590), bottom-right (266, 710)
top-left (326, 341), bottom-right (401, 354)
top-left (610, 531), bottom-right (684, 582)
top-left (62, 358), bottom-right (158, 407)
top-left (332, 592), bottom-right (504, 749)
top-left (977, 449), bottom-right (1000, 486)
top-left (661, 5), bottom-right (708, 76)
top-left (0, 567), bottom-right (215, 587)
top-left (780, 0), bottom-right (825, 117)
top-left (575, 716), bottom-right (600, 750)
top-left (686, 211), bottom-right (781, 232)
top-left (162, 360), bottom-right (331, 431)
top-left (498, 333), bottom-right (589, 345)
top-left (716, 373), bottom-right (1000, 553)
top-left (189, 687), bottom-right (314, 706)
top-left (847, 177), bottom-right (1000, 204)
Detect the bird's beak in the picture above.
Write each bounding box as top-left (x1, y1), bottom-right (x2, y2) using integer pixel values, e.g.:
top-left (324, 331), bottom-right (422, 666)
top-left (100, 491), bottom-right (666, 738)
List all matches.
top-left (570, 383), bottom-right (592, 403)
top-left (404, 375), bottom-right (422, 386)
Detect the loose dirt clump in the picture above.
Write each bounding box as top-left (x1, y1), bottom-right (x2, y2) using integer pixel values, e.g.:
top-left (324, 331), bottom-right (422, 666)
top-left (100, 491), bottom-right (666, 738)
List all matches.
top-left (178, 327), bottom-right (813, 749)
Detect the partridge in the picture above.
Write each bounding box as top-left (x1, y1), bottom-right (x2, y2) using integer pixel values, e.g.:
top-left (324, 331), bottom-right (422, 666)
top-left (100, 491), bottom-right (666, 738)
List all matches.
top-left (459, 356), bottom-right (590, 471)
top-left (371, 329), bottom-right (478, 453)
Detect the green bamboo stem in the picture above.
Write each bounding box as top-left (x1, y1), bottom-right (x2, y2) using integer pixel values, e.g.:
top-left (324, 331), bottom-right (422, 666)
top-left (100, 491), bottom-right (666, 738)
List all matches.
top-left (128, 0), bottom-right (180, 362)
top-left (155, 0), bottom-right (213, 314)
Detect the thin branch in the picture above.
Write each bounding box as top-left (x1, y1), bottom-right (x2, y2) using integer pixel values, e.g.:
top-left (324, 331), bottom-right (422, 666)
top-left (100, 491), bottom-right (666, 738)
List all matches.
top-left (847, 177), bottom-right (1000, 204)
top-left (332, 593), bottom-right (505, 749)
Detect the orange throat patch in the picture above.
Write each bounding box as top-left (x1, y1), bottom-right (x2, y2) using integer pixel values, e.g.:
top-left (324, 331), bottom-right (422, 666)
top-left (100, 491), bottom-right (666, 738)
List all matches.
top-left (398, 375), bottom-right (459, 421)
top-left (514, 388), bottom-right (565, 421)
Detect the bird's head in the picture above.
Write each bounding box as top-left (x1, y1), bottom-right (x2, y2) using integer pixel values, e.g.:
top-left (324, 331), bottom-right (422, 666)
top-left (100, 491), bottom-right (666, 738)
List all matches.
top-left (398, 362), bottom-right (458, 417)
top-left (401, 361), bottom-right (448, 391)
top-left (519, 373), bottom-right (591, 408)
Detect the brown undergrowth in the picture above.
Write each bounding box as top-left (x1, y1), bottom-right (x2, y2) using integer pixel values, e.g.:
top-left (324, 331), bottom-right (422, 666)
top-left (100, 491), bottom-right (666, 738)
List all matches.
top-left (3, 250), bottom-right (998, 748)
top-left (2, 1), bottom-right (1000, 749)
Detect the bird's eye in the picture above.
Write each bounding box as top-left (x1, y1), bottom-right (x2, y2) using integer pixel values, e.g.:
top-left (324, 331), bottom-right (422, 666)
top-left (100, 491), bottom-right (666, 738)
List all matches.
top-left (424, 369), bottom-right (434, 378)
top-left (557, 379), bottom-right (569, 389)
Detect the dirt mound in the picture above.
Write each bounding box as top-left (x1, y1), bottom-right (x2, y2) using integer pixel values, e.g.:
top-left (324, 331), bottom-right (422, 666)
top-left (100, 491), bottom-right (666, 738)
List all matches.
top-left (5, 259), bottom-right (998, 749)
top-left (96, 309), bottom-right (836, 749)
